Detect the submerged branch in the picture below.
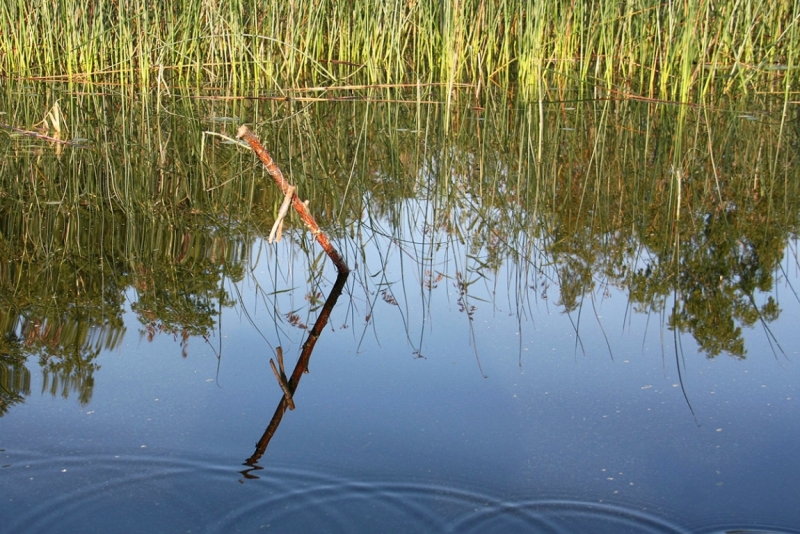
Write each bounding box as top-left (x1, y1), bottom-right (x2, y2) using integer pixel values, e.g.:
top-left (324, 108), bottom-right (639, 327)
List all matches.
top-left (242, 271), bottom-right (349, 474)
top-left (269, 347), bottom-right (295, 410)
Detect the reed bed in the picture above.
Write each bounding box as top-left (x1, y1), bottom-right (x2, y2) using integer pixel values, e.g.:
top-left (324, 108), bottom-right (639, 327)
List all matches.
top-left (0, 0), bottom-right (798, 100)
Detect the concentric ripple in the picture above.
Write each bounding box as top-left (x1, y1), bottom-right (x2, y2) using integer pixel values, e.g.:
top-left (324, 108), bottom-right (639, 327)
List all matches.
top-left (2, 452), bottom-right (798, 534)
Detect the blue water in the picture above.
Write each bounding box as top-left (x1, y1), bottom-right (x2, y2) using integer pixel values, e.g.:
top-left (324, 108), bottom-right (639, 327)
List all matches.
top-left (2, 228), bottom-right (799, 533)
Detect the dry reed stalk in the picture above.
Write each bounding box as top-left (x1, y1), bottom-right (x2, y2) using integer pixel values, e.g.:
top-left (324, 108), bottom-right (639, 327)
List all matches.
top-left (236, 125), bottom-right (350, 274)
top-left (0, 122), bottom-right (82, 146)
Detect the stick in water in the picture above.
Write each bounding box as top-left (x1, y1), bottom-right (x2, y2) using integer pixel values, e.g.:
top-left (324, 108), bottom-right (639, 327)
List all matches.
top-left (236, 126), bottom-right (350, 273)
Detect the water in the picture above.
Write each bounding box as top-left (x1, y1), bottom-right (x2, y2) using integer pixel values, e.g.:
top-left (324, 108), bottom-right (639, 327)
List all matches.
top-left (2, 230), bottom-right (799, 532)
top-left (1, 84), bottom-right (799, 532)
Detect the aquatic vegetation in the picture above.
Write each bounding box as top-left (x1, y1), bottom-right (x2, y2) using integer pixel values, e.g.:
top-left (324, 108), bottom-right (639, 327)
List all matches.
top-left (0, 0), bottom-right (797, 100)
top-left (0, 11), bottom-right (797, 522)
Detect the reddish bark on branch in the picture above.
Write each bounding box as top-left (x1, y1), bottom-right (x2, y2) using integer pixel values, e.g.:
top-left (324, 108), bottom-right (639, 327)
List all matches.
top-left (236, 125), bottom-right (350, 274)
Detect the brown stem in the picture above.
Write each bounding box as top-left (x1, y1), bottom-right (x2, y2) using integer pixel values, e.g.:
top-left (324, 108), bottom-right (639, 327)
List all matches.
top-left (236, 125), bottom-right (350, 274)
top-left (243, 271), bottom-right (349, 470)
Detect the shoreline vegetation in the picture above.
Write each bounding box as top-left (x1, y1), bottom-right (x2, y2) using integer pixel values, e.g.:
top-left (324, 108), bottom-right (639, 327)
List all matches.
top-left (0, 0), bottom-right (798, 100)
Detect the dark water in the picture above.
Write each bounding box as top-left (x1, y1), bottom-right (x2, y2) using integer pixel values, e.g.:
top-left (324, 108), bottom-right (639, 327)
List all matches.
top-left (1, 84), bottom-right (799, 532)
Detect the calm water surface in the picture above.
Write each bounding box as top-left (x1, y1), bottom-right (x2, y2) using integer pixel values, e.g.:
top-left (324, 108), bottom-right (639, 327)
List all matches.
top-left (3, 235), bottom-right (799, 533)
top-left (1, 86), bottom-right (799, 532)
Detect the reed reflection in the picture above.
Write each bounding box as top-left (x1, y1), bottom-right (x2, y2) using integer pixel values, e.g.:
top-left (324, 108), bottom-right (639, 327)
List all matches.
top-left (0, 80), bottom-right (797, 418)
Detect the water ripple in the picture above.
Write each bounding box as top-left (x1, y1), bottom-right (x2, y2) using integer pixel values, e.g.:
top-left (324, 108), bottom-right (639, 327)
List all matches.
top-left (3, 453), bottom-right (798, 533)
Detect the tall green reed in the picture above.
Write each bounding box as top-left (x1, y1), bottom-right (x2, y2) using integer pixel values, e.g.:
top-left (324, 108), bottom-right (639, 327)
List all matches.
top-left (1, 0), bottom-right (797, 100)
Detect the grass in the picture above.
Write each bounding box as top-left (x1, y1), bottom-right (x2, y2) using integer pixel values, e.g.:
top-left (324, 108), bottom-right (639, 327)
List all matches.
top-left (0, 0), bottom-right (798, 100)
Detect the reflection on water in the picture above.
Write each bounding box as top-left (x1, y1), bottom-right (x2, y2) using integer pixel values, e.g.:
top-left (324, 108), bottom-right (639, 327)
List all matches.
top-left (243, 271), bottom-right (349, 477)
top-left (1, 81), bottom-right (797, 401)
top-left (1, 81), bottom-right (799, 531)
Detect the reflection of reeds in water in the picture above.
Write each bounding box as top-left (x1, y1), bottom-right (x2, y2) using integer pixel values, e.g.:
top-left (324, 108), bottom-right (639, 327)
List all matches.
top-left (0, 81), bottom-right (798, 414)
top-left (0, 0), bottom-right (797, 100)
top-left (310, 88), bottom-right (800, 361)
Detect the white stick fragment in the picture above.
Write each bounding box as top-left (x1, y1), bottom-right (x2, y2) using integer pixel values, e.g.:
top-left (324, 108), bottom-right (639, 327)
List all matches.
top-left (269, 185), bottom-right (296, 243)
